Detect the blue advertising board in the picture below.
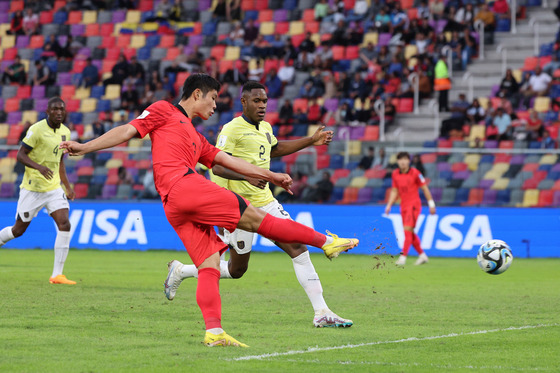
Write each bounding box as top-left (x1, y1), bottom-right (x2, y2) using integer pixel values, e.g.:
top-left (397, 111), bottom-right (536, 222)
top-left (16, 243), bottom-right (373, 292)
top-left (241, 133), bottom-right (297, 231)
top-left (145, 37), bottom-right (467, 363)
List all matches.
top-left (0, 201), bottom-right (558, 258)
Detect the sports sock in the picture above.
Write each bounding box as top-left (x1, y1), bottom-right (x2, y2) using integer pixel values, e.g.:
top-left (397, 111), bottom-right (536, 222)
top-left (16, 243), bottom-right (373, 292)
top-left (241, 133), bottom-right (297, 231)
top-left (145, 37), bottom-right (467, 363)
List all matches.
top-left (51, 231), bottom-right (70, 278)
top-left (257, 214), bottom-right (327, 248)
top-left (196, 267), bottom-right (222, 330)
top-left (181, 261), bottom-right (232, 279)
top-left (402, 230), bottom-right (413, 256)
top-left (292, 251), bottom-right (328, 313)
top-left (412, 233), bottom-right (424, 255)
top-left (0, 226), bottom-right (15, 247)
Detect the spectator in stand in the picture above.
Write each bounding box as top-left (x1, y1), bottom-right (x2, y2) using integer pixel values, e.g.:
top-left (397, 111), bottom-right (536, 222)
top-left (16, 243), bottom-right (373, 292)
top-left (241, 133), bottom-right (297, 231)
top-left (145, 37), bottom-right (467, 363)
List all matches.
top-left (153, 81), bottom-right (169, 101)
top-left (154, 0), bottom-right (173, 21)
top-left (277, 60), bottom-right (295, 84)
top-left (222, 58), bottom-right (249, 85)
top-left (299, 81), bottom-right (316, 99)
top-left (142, 171), bottom-right (158, 199)
top-left (215, 82), bottom-right (233, 113)
top-left (314, 0), bottom-right (331, 20)
top-left (265, 69), bottom-right (283, 98)
top-left (104, 54), bottom-right (130, 86)
top-left (391, 2), bottom-right (409, 34)
top-left (129, 56), bottom-right (145, 82)
top-left (372, 147), bottom-right (389, 169)
top-left (205, 56), bottom-right (219, 80)
top-left (308, 99), bottom-right (323, 123)
top-left (80, 57), bottom-right (99, 87)
top-left (117, 166), bottom-right (134, 185)
top-left (68, 123), bottom-right (80, 142)
top-left (293, 108), bottom-right (309, 125)
top-left (434, 54), bottom-right (451, 112)
top-left (443, 6), bottom-right (464, 32)
top-left (497, 68), bottom-right (521, 107)
top-left (388, 55), bottom-right (404, 77)
top-left (384, 97), bottom-right (397, 126)
top-left (278, 100), bottom-right (293, 126)
top-left (525, 109), bottom-right (544, 140)
top-left (542, 130), bottom-right (558, 149)
top-left (498, 97), bottom-right (514, 117)
top-left (164, 60), bottom-right (186, 80)
top-left (490, 107), bottom-right (512, 140)
top-left (474, 3), bottom-right (496, 42)
top-left (299, 32), bottom-right (316, 54)
top-left (253, 34), bottom-right (271, 59)
top-left (277, 172), bottom-right (307, 203)
top-left (411, 154), bottom-right (426, 176)
top-left (358, 147), bottom-right (375, 170)
top-left (185, 45), bottom-right (204, 72)
top-left (429, 0), bottom-right (445, 20)
top-left (417, 0), bottom-right (430, 19)
top-left (492, 0), bottom-right (510, 18)
top-left (2, 55), bottom-right (26, 85)
top-left (43, 35), bottom-right (62, 59)
top-left (418, 69), bottom-right (433, 100)
top-left (359, 42), bottom-right (377, 71)
top-left (8, 11), bottom-right (24, 35)
top-left (466, 98), bottom-right (486, 124)
top-left (22, 8), bottom-right (39, 36)
top-left (92, 120), bottom-right (106, 138)
top-left (522, 66), bottom-right (552, 108)
top-left (206, 129), bottom-right (217, 146)
top-left (377, 45), bottom-right (392, 69)
top-left (282, 37), bottom-right (298, 62)
top-left (347, 72), bottom-right (367, 100)
top-left (374, 7), bottom-right (392, 33)
top-left (227, 21), bottom-right (245, 47)
top-left (353, 0), bottom-right (368, 20)
top-left (304, 171), bottom-right (334, 202)
top-left (270, 34), bottom-right (286, 58)
top-left (248, 59), bottom-right (264, 82)
top-left (121, 82), bottom-right (140, 112)
top-left (543, 54), bottom-right (560, 76)
top-left (440, 93), bottom-right (470, 137)
top-left (243, 18), bottom-right (259, 43)
top-left (330, 102), bottom-right (354, 126)
top-left (57, 35), bottom-right (75, 60)
top-left (32, 59), bottom-right (54, 86)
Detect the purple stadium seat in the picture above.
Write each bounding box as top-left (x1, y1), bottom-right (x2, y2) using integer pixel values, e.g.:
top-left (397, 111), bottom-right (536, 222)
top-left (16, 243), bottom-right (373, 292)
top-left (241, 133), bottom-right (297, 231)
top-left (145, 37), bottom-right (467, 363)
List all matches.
top-left (350, 126), bottom-right (365, 140)
top-left (183, 45), bottom-right (193, 56)
top-left (112, 10), bottom-right (126, 23)
top-left (67, 173), bottom-right (78, 183)
top-left (484, 140), bottom-right (498, 149)
top-left (198, 0), bottom-right (212, 10)
top-left (188, 35), bottom-right (203, 47)
top-left (76, 47), bottom-right (91, 60)
top-left (324, 98), bottom-right (339, 112)
top-left (58, 35), bottom-right (67, 46)
top-left (16, 35), bottom-right (29, 48)
top-left (482, 189), bottom-right (497, 205)
top-left (1, 61), bottom-right (12, 72)
top-left (7, 112), bottom-right (22, 125)
top-left (0, 99), bottom-right (4, 111)
top-left (102, 184), bottom-right (117, 199)
top-left (510, 155), bottom-right (525, 164)
top-left (436, 20), bottom-right (448, 33)
top-left (57, 73), bottom-right (72, 86)
top-left (71, 24), bottom-right (85, 36)
top-left (92, 60), bottom-right (103, 71)
top-left (273, 10), bottom-right (288, 22)
top-left (76, 159), bottom-right (93, 168)
top-left (356, 187), bottom-right (373, 203)
top-left (0, 13), bottom-right (9, 23)
top-left (0, 2), bottom-right (9, 14)
top-left (478, 179), bottom-right (494, 189)
top-left (431, 187), bottom-right (443, 202)
top-left (454, 170), bottom-right (471, 180)
top-left (378, 33), bottom-right (392, 46)
top-left (32, 85), bottom-right (45, 99)
top-left (437, 162), bottom-right (451, 172)
top-left (0, 183), bottom-right (14, 198)
top-left (553, 191), bottom-right (560, 207)
top-left (335, 126), bottom-right (351, 140)
top-left (490, 85), bottom-right (500, 97)
top-left (267, 98), bottom-right (278, 112)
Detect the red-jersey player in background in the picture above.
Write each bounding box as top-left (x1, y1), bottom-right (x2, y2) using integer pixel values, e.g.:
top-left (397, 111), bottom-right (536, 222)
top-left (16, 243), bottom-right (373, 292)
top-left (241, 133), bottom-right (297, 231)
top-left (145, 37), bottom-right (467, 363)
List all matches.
top-left (385, 152), bottom-right (436, 266)
top-left (60, 74), bottom-right (359, 348)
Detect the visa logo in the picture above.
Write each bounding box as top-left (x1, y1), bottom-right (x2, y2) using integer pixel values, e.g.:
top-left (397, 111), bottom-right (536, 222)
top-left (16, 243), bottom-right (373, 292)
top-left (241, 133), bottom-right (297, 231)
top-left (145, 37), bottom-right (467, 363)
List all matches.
top-left (68, 209), bottom-right (147, 245)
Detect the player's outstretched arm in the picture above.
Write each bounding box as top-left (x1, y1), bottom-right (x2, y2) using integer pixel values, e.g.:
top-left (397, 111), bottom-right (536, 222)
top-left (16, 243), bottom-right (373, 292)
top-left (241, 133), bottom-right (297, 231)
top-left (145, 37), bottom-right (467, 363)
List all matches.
top-left (60, 124), bottom-right (139, 156)
top-left (214, 151), bottom-right (293, 193)
top-left (212, 164), bottom-right (267, 189)
top-left (385, 187), bottom-right (399, 214)
top-left (270, 126), bottom-right (333, 158)
top-left (420, 185), bottom-right (436, 214)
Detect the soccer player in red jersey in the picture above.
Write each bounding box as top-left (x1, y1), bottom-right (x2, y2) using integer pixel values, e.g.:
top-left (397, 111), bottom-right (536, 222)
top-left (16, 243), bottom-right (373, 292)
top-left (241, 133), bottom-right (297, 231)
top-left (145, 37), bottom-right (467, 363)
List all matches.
top-left (60, 74), bottom-right (359, 347)
top-left (385, 152), bottom-right (436, 266)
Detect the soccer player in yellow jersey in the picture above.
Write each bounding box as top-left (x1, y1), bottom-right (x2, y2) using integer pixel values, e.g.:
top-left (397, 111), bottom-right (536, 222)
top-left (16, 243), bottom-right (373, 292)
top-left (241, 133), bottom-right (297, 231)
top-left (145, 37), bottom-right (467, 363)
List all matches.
top-left (166, 81), bottom-right (353, 327)
top-left (0, 97), bottom-right (76, 284)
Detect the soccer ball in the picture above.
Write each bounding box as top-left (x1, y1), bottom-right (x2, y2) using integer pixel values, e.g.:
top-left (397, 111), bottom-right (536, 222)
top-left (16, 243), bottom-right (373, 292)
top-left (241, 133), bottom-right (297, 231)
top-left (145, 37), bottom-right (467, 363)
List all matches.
top-left (477, 239), bottom-right (513, 275)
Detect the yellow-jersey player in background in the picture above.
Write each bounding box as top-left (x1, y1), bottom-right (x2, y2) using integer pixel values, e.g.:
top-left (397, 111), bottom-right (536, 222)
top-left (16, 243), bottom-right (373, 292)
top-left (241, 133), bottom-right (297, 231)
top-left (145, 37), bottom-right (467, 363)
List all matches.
top-left (166, 81), bottom-right (355, 328)
top-left (0, 97), bottom-right (76, 284)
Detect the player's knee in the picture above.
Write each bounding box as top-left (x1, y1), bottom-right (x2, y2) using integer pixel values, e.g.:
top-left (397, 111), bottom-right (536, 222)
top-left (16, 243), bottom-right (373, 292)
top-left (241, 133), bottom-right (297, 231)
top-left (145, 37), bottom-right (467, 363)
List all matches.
top-left (285, 243), bottom-right (307, 258)
top-left (12, 226), bottom-right (26, 237)
top-left (57, 220), bottom-right (71, 232)
top-left (229, 264), bottom-right (248, 279)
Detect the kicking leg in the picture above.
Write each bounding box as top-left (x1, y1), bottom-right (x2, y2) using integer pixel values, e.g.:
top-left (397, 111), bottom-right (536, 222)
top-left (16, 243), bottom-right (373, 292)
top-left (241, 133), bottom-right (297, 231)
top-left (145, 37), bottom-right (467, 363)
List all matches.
top-left (0, 215), bottom-right (30, 247)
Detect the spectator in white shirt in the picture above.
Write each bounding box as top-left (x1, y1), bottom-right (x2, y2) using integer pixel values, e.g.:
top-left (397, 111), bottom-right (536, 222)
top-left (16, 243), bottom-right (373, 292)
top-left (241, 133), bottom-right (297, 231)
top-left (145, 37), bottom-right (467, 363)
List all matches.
top-left (522, 66), bottom-right (552, 108)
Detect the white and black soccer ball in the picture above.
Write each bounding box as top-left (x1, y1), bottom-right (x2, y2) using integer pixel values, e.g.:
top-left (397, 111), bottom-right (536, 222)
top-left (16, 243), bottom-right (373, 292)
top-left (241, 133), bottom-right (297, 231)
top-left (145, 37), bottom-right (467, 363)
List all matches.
top-left (477, 239), bottom-right (513, 275)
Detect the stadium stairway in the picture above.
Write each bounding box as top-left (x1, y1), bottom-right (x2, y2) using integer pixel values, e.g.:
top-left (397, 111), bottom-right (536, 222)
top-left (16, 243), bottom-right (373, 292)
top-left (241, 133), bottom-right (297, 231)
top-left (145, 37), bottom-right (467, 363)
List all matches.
top-left (392, 3), bottom-right (557, 144)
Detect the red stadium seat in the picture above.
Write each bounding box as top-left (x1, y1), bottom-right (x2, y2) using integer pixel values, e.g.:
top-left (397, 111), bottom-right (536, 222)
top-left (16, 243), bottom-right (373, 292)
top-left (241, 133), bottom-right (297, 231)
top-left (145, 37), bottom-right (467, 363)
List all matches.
top-left (255, 0), bottom-right (268, 10)
top-left (343, 0), bottom-right (355, 10)
top-left (10, 1), bottom-right (24, 12)
top-left (241, 0), bottom-right (254, 11)
top-left (4, 98), bottom-right (20, 113)
top-left (29, 35), bottom-right (44, 49)
top-left (122, 48), bottom-right (136, 60)
top-left (362, 126), bottom-right (379, 140)
top-left (159, 35), bottom-right (176, 48)
top-left (332, 169), bottom-right (350, 183)
top-left (522, 178), bottom-right (540, 190)
top-left (100, 35), bottom-right (116, 48)
top-left (345, 46), bottom-right (360, 60)
top-left (116, 35), bottom-right (132, 49)
top-left (397, 98), bottom-right (414, 113)
top-left (67, 10), bottom-right (82, 24)
top-left (537, 190), bottom-right (554, 207)
top-left (72, 60), bottom-right (87, 74)
top-left (332, 46), bottom-right (345, 60)
top-left (292, 98), bottom-right (308, 112)
top-left (523, 56), bottom-right (538, 71)
top-left (290, 34), bottom-right (305, 47)
top-left (74, 184), bottom-right (89, 199)
top-left (219, 60), bottom-right (234, 74)
top-left (86, 24), bottom-right (100, 36)
top-left (407, 8), bottom-right (419, 20)
top-left (275, 22), bottom-right (289, 35)
top-left (164, 47), bottom-right (181, 60)
top-left (106, 48), bottom-right (121, 61)
top-left (264, 112), bottom-right (279, 125)
top-left (16, 86), bottom-right (31, 99)
top-left (401, 0), bottom-right (414, 8)
top-left (317, 154), bottom-right (330, 169)
top-left (77, 166), bottom-right (94, 176)
top-left (451, 162), bottom-right (468, 172)
top-left (304, 22), bottom-right (320, 34)
top-left (258, 10), bottom-right (273, 22)
top-left (264, 59), bottom-right (280, 75)
top-left (498, 140), bottom-right (514, 149)
top-left (463, 188), bottom-right (484, 206)
top-left (522, 163), bottom-right (539, 172)
top-left (302, 9), bottom-right (315, 22)
top-left (102, 60), bottom-right (117, 74)
top-left (100, 24), bottom-right (115, 38)
top-left (3, 48), bottom-right (18, 60)
top-left (420, 153), bottom-right (437, 163)
top-left (65, 99), bottom-right (81, 112)
top-left (138, 0), bottom-right (154, 11)
top-left (60, 85), bottom-right (75, 100)
top-left (53, 0), bottom-right (65, 11)
top-left (340, 187), bottom-right (359, 204)
top-left (40, 11), bottom-right (54, 24)
top-left (494, 153), bottom-right (512, 163)
top-left (210, 45), bottom-right (226, 59)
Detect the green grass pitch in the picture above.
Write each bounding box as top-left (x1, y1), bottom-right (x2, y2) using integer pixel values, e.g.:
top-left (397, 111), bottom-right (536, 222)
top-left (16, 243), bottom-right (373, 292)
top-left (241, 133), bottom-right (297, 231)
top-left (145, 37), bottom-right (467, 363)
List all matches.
top-left (1, 249), bottom-right (559, 372)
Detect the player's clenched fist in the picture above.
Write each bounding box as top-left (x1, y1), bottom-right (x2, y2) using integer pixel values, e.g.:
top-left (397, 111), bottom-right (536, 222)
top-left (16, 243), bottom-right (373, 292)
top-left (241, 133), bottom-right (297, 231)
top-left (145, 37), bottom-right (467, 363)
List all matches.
top-left (59, 141), bottom-right (86, 156)
top-left (270, 172), bottom-right (293, 194)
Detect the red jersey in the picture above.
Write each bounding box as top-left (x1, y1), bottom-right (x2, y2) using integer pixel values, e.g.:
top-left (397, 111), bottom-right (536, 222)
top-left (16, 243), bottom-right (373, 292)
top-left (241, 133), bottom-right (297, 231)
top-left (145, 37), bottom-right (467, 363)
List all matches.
top-left (129, 101), bottom-right (220, 200)
top-left (391, 167), bottom-right (426, 207)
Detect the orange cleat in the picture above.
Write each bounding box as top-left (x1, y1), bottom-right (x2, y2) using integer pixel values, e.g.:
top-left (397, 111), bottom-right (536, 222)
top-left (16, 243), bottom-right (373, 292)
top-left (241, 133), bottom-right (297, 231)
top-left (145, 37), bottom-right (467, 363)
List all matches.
top-left (49, 275), bottom-right (76, 285)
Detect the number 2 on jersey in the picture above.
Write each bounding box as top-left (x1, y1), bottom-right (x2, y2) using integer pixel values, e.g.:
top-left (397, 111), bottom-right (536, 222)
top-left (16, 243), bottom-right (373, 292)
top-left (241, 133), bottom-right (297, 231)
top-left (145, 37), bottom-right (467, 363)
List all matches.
top-left (258, 145), bottom-right (266, 160)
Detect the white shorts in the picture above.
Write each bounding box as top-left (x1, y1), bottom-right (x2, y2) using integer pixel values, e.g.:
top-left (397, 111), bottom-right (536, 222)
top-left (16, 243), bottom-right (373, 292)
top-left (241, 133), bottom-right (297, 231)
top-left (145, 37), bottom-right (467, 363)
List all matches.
top-left (16, 188), bottom-right (69, 223)
top-left (222, 199), bottom-right (291, 255)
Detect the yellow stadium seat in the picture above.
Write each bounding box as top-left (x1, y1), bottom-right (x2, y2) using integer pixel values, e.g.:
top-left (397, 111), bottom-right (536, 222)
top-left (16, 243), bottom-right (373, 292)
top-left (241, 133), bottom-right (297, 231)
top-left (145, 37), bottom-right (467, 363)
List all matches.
top-left (354, 99), bottom-right (363, 110)
top-left (126, 10), bottom-right (141, 23)
top-left (350, 176), bottom-right (368, 188)
top-left (468, 124), bottom-right (486, 146)
top-left (361, 32), bottom-right (378, 47)
top-left (512, 69), bottom-right (523, 83)
top-left (483, 163), bottom-right (508, 180)
top-left (491, 178), bottom-right (509, 190)
top-left (106, 159), bottom-right (123, 169)
top-left (477, 97), bottom-right (489, 110)
top-left (1, 172), bottom-right (18, 183)
top-left (113, 23), bottom-right (122, 35)
top-left (464, 154), bottom-right (481, 171)
top-left (407, 57), bottom-right (418, 69)
top-left (112, 111), bottom-right (127, 122)
top-left (289, 21), bottom-right (304, 35)
top-left (0, 24), bottom-right (10, 37)
top-left (104, 85), bottom-right (121, 100)
top-left (310, 33), bottom-right (320, 46)
top-left (1, 35), bottom-right (15, 48)
top-left (82, 10), bottom-right (97, 24)
top-left (521, 189), bottom-right (539, 207)
top-left (80, 98), bottom-right (98, 113)
top-left (260, 22), bottom-right (275, 35)
top-left (22, 111), bottom-right (37, 124)
top-left (0, 48), bottom-right (3, 60)
top-left (444, 31), bottom-right (452, 41)
top-left (306, 124), bottom-right (321, 137)
top-left (224, 46), bottom-right (240, 61)
top-left (0, 156), bottom-right (16, 167)
top-left (0, 124), bottom-right (9, 138)
top-left (74, 87), bottom-right (91, 100)
top-left (540, 154), bottom-right (558, 164)
top-left (534, 97), bottom-right (551, 112)
top-left (141, 22), bottom-right (158, 33)
top-left (404, 45), bottom-right (418, 60)
top-left (348, 141), bottom-right (361, 155)
top-left (248, 58), bottom-right (258, 70)
top-left (130, 34), bottom-right (146, 49)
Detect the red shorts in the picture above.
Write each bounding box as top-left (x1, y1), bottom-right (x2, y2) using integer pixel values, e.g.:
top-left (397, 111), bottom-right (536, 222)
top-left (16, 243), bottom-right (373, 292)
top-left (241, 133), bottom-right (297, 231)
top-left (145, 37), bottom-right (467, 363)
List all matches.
top-left (163, 172), bottom-right (249, 267)
top-left (400, 203), bottom-right (421, 228)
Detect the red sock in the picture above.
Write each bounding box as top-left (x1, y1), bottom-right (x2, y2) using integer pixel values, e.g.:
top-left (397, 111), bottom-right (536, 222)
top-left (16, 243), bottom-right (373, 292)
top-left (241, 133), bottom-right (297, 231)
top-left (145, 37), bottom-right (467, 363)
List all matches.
top-left (196, 267), bottom-right (221, 330)
top-left (402, 230), bottom-right (413, 256)
top-left (256, 214), bottom-right (326, 248)
top-left (412, 233), bottom-right (424, 255)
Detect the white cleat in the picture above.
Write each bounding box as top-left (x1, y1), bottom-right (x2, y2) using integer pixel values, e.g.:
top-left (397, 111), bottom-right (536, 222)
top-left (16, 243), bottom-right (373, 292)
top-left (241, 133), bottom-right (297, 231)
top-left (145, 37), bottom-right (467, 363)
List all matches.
top-left (164, 260), bottom-right (184, 300)
top-left (395, 255), bottom-right (407, 266)
top-left (313, 309), bottom-right (353, 328)
top-left (415, 253), bottom-right (429, 265)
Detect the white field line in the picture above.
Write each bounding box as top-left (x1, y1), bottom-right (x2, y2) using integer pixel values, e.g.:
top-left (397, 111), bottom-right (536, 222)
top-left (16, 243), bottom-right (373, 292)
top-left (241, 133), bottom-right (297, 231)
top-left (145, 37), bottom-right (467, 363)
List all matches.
top-left (229, 323), bottom-right (558, 362)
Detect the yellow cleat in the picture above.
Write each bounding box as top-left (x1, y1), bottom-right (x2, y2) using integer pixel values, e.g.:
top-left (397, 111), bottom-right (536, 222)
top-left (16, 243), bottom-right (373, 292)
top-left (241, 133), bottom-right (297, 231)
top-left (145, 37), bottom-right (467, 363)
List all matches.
top-left (321, 231), bottom-right (359, 260)
top-left (49, 275), bottom-right (76, 285)
top-left (203, 331), bottom-right (249, 348)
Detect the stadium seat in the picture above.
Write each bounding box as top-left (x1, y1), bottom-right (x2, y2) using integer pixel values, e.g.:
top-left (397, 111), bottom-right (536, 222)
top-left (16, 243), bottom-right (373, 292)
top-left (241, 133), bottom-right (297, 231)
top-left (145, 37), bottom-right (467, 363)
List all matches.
top-left (521, 189), bottom-right (539, 207)
top-left (534, 97), bottom-right (550, 112)
top-left (537, 190), bottom-right (554, 207)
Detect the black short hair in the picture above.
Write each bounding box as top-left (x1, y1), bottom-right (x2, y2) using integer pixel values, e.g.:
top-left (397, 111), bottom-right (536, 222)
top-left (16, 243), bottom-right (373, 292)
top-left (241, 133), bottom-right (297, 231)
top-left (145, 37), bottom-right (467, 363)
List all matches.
top-left (181, 73), bottom-right (221, 100)
top-left (242, 81), bottom-right (266, 94)
top-left (396, 151), bottom-right (410, 160)
top-left (47, 97), bottom-right (65, 108)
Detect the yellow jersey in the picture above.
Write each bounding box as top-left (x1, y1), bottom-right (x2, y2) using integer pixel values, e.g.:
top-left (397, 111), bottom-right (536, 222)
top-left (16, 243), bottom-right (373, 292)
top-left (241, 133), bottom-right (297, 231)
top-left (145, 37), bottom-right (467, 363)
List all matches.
top-left (212, 115), bottom-right (278, 207)
top-left (20, 119), bottom-right (71, 192)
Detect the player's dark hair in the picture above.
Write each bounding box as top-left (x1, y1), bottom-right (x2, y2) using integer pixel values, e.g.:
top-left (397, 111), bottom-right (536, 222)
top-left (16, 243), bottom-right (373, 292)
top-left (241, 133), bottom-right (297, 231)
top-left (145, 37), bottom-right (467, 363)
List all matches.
top-left (181, 73), bottom-right (221, 100)
top-left (242, 81), bottom-right (266, 94)
top-left (47, 96), bottom-right (65, 108)
top-left (396, 151), bottom-right (410, 160)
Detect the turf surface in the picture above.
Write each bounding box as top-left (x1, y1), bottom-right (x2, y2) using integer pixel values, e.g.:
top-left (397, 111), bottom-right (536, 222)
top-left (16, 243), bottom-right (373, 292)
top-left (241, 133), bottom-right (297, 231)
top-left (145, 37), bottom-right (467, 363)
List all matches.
top-left (1, 249), bottom-right (558, 372)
